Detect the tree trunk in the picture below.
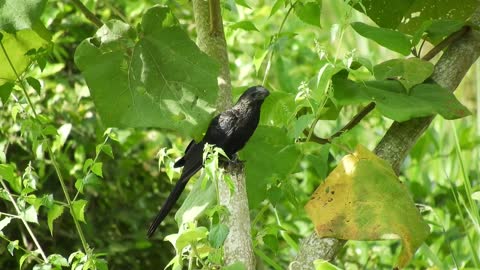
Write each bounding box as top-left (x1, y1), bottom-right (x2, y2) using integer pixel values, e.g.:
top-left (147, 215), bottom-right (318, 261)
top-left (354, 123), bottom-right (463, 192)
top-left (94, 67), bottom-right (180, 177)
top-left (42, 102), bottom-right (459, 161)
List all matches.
top-left (192, 1), bottom-right (256, 269)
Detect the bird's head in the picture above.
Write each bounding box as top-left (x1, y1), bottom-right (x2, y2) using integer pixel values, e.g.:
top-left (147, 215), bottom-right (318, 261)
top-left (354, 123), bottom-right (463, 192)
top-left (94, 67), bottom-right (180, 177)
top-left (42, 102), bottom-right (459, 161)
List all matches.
top-left (237, 85), bottom-right (270, 104)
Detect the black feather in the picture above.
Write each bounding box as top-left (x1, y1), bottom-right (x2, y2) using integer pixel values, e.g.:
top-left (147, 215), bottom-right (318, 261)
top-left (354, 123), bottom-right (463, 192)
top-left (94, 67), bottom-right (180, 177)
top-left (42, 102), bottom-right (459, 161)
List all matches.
top-left (147, 85), bottom-right (269, 237)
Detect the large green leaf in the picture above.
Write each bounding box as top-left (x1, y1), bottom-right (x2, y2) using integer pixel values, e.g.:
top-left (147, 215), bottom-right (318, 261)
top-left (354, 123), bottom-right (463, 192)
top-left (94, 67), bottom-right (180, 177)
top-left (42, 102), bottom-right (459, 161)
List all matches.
top-left (0, 0), bottom-right (47, 33)
top-left (259, 91), bottom-right (296, 128)
top-left (373, 58), bottom-right (434, 90)
top-left (174, 177), bottom-right (216, 225)
top-left (294, 1), bottom-right (322, 28)
top-left (351, 22), bottom-right (411, 55)
top-left (332, 75), bottom-right (470, 122)
top-left (352, 0), bottom-right (476, 35)
top-left (305, 145), bottom-right (430, 268)
top-left (0, 30), bottom-right (49, 85)
top-left (74, 6), bottom-right (218, 138)
top-left (240, 126), bottom-right (300, 208)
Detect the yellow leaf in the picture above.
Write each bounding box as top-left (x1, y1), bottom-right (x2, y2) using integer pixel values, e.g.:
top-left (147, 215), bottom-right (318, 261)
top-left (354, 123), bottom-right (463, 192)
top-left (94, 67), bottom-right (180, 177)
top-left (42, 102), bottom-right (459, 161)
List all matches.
top-left (305, 145), bottom-right (430, 268)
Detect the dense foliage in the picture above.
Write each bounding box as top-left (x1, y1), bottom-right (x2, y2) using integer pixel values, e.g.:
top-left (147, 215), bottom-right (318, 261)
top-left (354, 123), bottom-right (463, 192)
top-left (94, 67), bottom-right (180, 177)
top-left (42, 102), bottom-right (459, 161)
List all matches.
top-left (0, 0), bottom-right (479, 269)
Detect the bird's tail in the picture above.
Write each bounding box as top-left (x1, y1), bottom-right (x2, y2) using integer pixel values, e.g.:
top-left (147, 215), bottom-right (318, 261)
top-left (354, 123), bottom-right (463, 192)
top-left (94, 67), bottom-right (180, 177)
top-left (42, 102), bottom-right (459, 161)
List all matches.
top-left (147, 164), bottom-right (202, 237)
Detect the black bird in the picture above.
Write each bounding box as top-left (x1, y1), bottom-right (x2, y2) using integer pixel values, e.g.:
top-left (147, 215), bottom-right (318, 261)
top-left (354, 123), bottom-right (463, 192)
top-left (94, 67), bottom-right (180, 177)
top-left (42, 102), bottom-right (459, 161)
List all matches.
top-left (147, 85), bottom-right (270, 237)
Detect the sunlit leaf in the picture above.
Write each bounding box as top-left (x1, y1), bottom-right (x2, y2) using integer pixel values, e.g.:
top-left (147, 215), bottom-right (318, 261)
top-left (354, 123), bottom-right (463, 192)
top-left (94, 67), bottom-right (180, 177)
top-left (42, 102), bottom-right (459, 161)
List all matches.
top-left (91, 162), bottom-right (103, 178)
top-left (229, 21), bottom-right (259, 32)
top-left (0, 217), bottom-right (12, 232)
top-left (314, 259), bottom-right (342, 270)
top-left (72, 200), bottom-right (88, 223)
top-left (305, 145), bottom-right (430, 268)
top-left (175, 178), bottom-right (216, 225)
top-left (294, 1), bottom-right (322, 28)
top-left (48, 254), bottom-right (69, 267)
top-left (351, 22), bottom-right (411, 55)
top-left (333, 75), bottom-right (471, 121)
top-left (351, 0), bottom-right (476, 36)
top-left (374, 58), bottom-right (434, 89)
top-left (0, 30), bottom-right (49, 85)
top-left (74, 6), bottom-right (218, 139)
top-left (7, 240), bottom-right (18, 256)
top-left (47, 204), bottom-right (64, 235)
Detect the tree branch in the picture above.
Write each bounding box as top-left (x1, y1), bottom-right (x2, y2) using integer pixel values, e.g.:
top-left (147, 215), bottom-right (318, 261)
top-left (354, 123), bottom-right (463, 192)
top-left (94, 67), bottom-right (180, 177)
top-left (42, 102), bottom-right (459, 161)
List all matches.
top-left (292, 6), bottom-right (480, 268)
top-left (192, 1), bottom-right (255, 269)
top-left (304, 23), bottom-right (471, 146)
top-left (69, 0), bottom-right (103, 28)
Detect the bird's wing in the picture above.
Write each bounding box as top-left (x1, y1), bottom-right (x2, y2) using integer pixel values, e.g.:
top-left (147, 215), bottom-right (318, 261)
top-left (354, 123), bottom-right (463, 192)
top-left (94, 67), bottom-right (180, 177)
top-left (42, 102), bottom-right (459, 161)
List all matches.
top-left (173, 140), bottom-right (196, 168)
top-left (204, 110), bottom-right (240, 148)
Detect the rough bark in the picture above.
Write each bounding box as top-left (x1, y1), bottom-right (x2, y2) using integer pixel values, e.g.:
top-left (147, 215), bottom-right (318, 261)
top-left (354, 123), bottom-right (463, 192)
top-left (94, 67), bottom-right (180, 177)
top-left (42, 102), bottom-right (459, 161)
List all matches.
top-left (292, 6), bottom-right (480, 269)
top-left (219, 163), bottom-right (256, 268)
top-left (192, 1), bottom-right (255, 269)
top-left (192, 0), bottom-right (232, 111)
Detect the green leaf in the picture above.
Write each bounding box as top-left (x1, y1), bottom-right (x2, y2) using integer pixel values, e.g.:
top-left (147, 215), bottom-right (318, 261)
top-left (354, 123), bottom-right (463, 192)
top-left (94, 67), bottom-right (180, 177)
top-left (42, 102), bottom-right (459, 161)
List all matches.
top-left (0, 30), bottom-right (49, 85)
top-left (305, 145), bottom-right (430, 268)
top-left (208, 224), bottom-right (229, 248)
top-left (229, 21), bottom-right (259, 32)
top-left (472, 191), bottom-right (480, 201)
top-left (47, 204), bottom-right (64, 235)
top-left (332, 76), bottom-right (471, 122)
top-left (98, 144), bottom-right (114, 159)
top-left (0, 82), bottom-right (15, 103)
top-left (0, 0), bottom-right (47, 32)
top-left (32, 263), bottom-right (52, 270)
top-left (351, 0), bottom-right (476, 35)
top-left (0, 164), bottom-right (15, 183)
top-left (294, 1), bottom-right (322, 28)
top-left (91, 162), bottom-right (103, 178)
top-left (83, 158), bottom-right (94, 172)
top-left (0, 217), bottom-right (12, 232)
top-left (7, 240), bottom-right (18, 256)
top-left (167, 227), bottom-right (208, 253)
top-left (235, 0), bottom-right (251, 8)
top-left (175, 177), bottom-right (216, 225)
top-left (75, 173), bottom-right (101, 194)
top-left (223, 262), bottom-right (247, 270)
top-left (314, 259), bottom-right (342, 270)
top-left (270, 0), bottom-right (285, 17)
top-left (374, 58), bottom-right (434, 89)
top-left (26, 77), bottom-right (41, 94)
top-left (71, 200), bottom-right (88, 223)
top-left (424, 20), bottom-right (465, 44)
top-left (259, 91), bottom-right (296, 128)
top-left (19, 253), bottom-right (30, 269)
top-left (47, 254), bottom-right (69, 267)
top-left (74, 6), bottom-right (218, 139)
top-left (351, 22), bottom-right (411, 55)
top-left (240, 126), bottom-right (300, 207)
top-left (21, 205), bottom-right (38, 223)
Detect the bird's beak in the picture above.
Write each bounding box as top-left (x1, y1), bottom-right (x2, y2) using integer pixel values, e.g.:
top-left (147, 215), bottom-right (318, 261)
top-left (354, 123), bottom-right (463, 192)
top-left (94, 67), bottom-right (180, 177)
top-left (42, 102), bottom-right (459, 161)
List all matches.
top-left (255, 86), bottom-right (270, 99)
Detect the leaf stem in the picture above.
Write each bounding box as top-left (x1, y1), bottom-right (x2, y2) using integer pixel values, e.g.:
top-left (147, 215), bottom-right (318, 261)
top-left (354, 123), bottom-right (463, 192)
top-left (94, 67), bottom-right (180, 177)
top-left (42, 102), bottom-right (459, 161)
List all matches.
top-left (0, 180), bottom-right (47, 261)
top-left (0, 40), bottom-right (90, 253)
top-left (69, 0), bottom-right (104, 28)
top-left (262, 2), bottom-right (295, 85)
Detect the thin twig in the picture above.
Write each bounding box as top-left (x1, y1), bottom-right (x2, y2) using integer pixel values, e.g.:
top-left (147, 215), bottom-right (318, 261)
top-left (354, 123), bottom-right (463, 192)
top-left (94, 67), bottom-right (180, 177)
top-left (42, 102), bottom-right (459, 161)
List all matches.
top-left (262, 2), bottom-right (295, 85)
top-left (0, 40), bottom-right (90, 253)
top-left (0, 180), bottom-right (47, 261)
top-left (302, 101), bottom-right (376, 144)
top-left (69, 0), bottom-right (104, 28)
top-left (328, 102), bottom-right (376, 140)
top-left (304, 25), bottom-right (471, 145)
